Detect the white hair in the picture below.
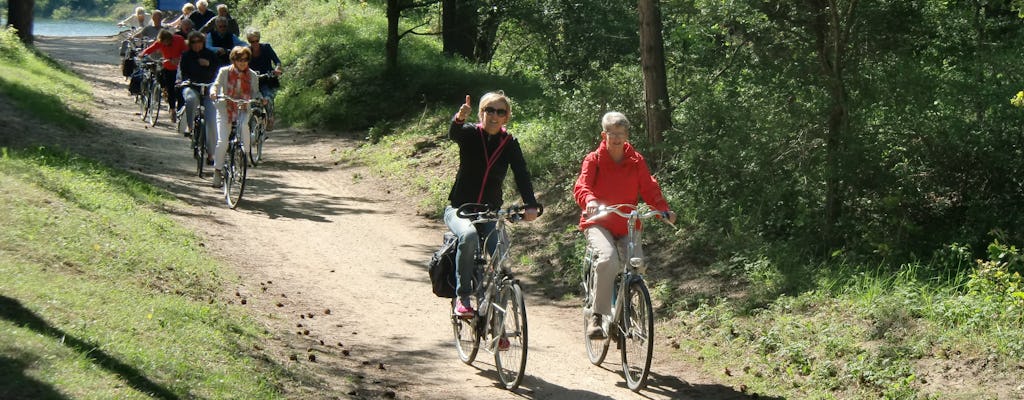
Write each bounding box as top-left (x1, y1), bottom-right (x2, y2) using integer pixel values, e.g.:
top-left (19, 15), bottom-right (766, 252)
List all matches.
top-left (601, 111), bottom-right (630, 131)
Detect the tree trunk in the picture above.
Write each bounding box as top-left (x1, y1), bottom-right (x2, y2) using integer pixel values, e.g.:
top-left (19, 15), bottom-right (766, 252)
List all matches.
top-left (637, 0), bottom-right (671, 145)
top-left (442, 0), bottom-right (476, 59)
top-left (385, 0), bottom-right (400, 74)
top-left (7, 0), bottom-right (35, 45)
top-left (808, 0), bottom-right (857, 248)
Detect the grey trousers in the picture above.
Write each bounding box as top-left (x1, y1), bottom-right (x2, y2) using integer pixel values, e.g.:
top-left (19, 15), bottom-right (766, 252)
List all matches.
top-left (585, 226), bottom-right (643, 316)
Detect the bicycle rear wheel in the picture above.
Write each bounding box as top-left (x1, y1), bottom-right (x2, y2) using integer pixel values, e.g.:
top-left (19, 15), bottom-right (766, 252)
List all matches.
top-left (224, 141), bottom-right (247, 209)
top-left (493, 281), bottom-right (527, 390)
top-left (583, 264), bottom-right (609, 365)
top-left (619, 280), bottom-right (654, 392)
top-left (452, 298), bottom-right (479, 364)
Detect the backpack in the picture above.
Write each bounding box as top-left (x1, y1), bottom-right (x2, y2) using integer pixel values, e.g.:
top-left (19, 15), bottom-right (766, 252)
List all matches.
top-left (428, 232), bottom-right (458, 298)
top-left (128, 69), bottom-right (143, 95)
top-left (121, 57), bottom-right (137, 78)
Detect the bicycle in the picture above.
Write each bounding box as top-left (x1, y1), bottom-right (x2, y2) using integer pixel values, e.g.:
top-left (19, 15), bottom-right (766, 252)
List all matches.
top-left (215, 95), bottom-right (259, 209)
top-left (450, 203), bottom-right (541, 390)
top-left (136, 58), bottom-right (162, 127)
top-left (248, 72), bottom-right (276, 166)
top-left (580, 203), bottom-right (671, 391)
top-left (176, 81), bottom-right (213, 178)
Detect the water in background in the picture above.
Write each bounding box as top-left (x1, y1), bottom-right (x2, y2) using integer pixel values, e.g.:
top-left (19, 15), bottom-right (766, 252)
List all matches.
top-left (2, 18), bottom-right (121, 37)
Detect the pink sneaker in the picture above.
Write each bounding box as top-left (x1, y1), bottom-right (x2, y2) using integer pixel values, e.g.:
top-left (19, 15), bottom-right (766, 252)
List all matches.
top-left (454, 298), bottom-right (474, 318)
top-left (498, 337), bottom-right (510, 351)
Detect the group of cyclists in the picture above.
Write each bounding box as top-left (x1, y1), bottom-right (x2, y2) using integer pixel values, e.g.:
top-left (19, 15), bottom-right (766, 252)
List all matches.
top-left (119, 1), bottom-right (282, 188)
top-left (445, 92), bottom-right (677, 389)
top-left (119, 3), bottom-right (676, 390)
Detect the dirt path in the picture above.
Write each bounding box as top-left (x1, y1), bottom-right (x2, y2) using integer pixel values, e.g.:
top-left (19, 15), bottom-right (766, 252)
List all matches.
top-left (18, 35), bottom-right (754, 400)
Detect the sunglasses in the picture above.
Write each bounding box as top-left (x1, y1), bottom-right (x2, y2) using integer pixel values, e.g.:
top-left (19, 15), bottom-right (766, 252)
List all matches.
top-left (234, 58), bottom-right (250, 62)
top-left (482, 107), bottom-right (508, 117)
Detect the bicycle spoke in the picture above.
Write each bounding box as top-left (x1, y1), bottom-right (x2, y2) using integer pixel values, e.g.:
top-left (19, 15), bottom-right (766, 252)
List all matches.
top-left (493, 282), bottom-right (527, 390)
top-left (619, 281), bottom-right (654, 392)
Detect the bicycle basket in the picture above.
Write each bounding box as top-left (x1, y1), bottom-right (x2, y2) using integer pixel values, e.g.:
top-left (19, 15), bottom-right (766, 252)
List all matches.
top-left (428, 232), bottom-right (458, 298)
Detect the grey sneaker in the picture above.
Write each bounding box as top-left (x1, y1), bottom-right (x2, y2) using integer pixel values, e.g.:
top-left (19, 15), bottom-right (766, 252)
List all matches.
top-left (587, 314), bottom-right (606, 339)
top-left (211, 169), bottom-right (223, 188)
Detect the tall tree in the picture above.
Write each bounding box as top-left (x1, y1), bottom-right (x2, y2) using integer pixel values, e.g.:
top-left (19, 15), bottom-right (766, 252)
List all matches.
top-left (637, 0), bottom-right (671, 145)
top-left (441, 0), bottom-right (501, 62)
top-left (385, 0), bottom-right (439, 73)
top-left (7, 0), bottom-right (34, 44)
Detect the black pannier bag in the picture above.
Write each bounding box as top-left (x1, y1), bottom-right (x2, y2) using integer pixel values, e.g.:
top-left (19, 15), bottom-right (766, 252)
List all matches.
top-left (128, 69), bottom-right (143, 95)
top-left (428, 232), bottom-right (458, 298)
top-left (121, 57), bottom-right (136, 78)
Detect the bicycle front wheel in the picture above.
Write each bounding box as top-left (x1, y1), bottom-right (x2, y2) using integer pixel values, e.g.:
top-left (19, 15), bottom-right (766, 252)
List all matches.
top-left (193, 122), bottom-right (206, 178)
top-left (452, 298), bottom-right (479, 365)
top-left (619, 280), bottom-right (654, 392)
top-left (249, 113), bottom-right (265, 165)
top-left (224, 142), bottom-right (247, 209)
top-left (493, 281), bottom-right (527, 390)
top-left (146, 81), bottom-right (161, 126)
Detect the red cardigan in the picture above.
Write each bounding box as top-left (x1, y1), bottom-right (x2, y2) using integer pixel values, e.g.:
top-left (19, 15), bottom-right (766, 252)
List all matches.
top-left (573, 141), bottom-right (669, 238)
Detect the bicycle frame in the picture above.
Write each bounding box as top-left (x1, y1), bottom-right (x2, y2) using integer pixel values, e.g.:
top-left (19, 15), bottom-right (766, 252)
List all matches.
top-left (450, 203), bottom-right (539, 390)
top-left (581, 203), bottom-right (669, 391)
top-left (462, 205), bottom-right (518, 350)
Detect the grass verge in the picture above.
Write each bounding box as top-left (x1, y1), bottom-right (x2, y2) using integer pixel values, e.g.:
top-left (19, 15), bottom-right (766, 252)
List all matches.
top-left (0, 147), bottom-right (285, 399)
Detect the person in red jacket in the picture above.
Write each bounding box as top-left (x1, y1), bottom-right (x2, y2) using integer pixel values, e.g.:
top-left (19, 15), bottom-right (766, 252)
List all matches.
top-left (573, 111), bottom-right (676, 339)
top-left (141, 29), bottom-right (188, 122)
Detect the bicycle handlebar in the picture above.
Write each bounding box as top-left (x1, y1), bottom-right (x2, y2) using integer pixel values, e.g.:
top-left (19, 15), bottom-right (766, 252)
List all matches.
top-left (176, 80), bottom-right (213, 88)
top-left (215, 95), bottom-right (261, 104)
top-left (456, 203), bottom-right (544, 222)
top-left (584, 203), bottom-right (675, 228)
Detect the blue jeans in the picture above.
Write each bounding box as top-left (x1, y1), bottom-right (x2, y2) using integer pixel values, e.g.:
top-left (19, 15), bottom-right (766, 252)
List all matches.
top-left (182, 88), bottom-right (216, 148)
top-left (444, 206), bottom-right (496, 300)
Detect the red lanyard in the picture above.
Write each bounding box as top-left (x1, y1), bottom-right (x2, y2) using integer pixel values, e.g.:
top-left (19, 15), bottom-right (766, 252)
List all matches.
top-left (477, 127), bottom-right (510, 203)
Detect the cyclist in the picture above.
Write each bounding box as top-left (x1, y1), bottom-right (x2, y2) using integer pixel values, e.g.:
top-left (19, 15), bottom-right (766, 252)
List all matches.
top-left (246, 30), bottom-right (282, 130)
top-left (205, 16), bottom-right (246, 67)
top-left (188, 0), bottom-right (217, 33)
top-left (130, 10), bottom-right (164, 42)
top-left (572, 111), bottom-right (675, 339)
top-left (446, 92), bottom-right (541, 317)
top-left (164, 3), bottom-right (195, 32)
top-left (200, 4), bottom-right (240, 36)
top-left (209, 46), bottom-right (263, 188)
top-left (117, 6), bottom-right (149, 29)
top-left (178, 32), bottom-right (218, 156)
top-left (140, 29), bottom-right (188, 123)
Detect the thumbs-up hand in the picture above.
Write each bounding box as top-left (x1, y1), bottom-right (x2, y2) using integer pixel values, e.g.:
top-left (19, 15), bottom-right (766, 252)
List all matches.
top-left (456, 95), bottom-right (472, 121)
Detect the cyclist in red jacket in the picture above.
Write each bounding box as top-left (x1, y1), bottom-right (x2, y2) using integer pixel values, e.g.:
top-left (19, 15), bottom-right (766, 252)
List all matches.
top-left (573, 111), bottom-right (676, 339)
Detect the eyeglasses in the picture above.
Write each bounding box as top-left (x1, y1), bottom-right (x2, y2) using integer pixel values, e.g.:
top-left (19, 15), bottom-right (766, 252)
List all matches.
top-left (482, 107), bottom-right (508, 117)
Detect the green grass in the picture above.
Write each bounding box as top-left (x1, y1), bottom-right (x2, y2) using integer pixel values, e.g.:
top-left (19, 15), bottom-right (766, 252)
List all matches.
top-left (0, 147), bottom-right (285, 399)
top-left (0, 31), bottom-right (288, 399)
top-left (0, 27), bottom-right (90, 130)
